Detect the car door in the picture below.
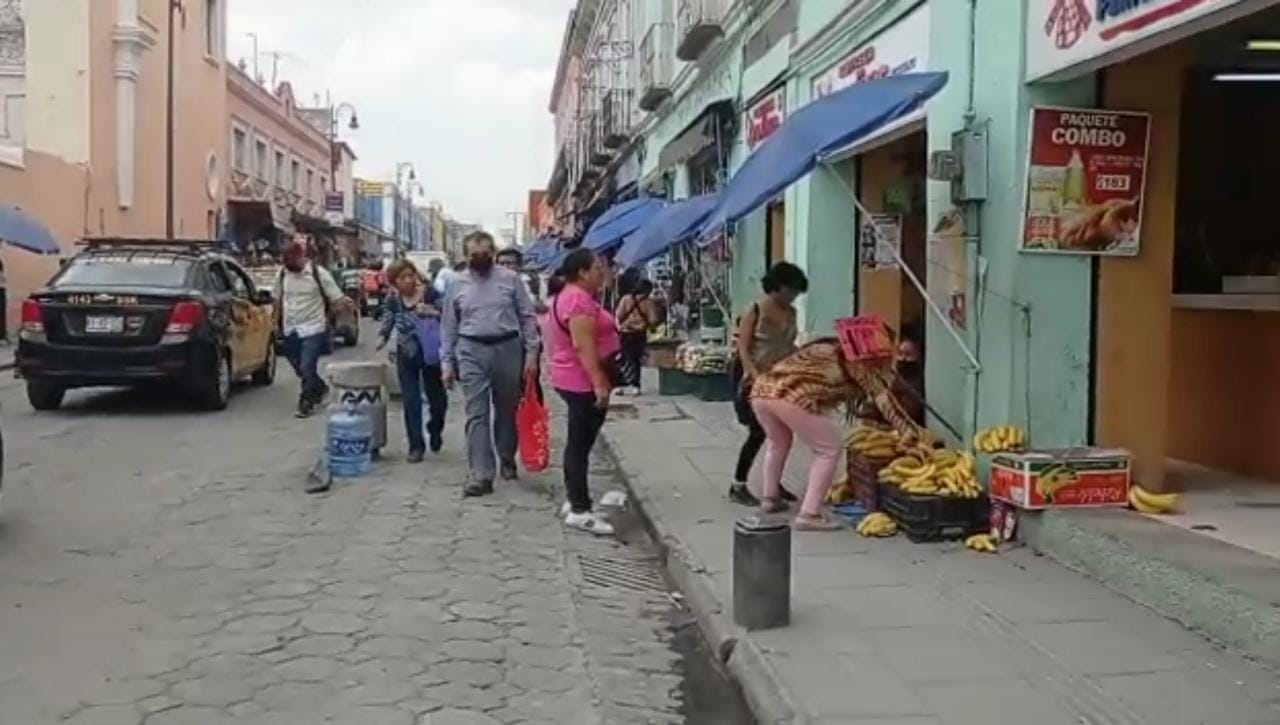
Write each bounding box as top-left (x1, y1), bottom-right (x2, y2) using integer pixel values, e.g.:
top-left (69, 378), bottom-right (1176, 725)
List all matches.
top-left (207, 261), bottom-right (248, 376)
top-left (225, 260), bottom-right (272, 370)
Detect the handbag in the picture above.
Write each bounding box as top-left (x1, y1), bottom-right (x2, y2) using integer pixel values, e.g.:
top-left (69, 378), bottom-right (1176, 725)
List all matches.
top-left (516, 375), bottom-right (550, 472)
top-left (553, 294), bottom-right (624, 388)
top-left (414, 314), bottom-right (442, 365)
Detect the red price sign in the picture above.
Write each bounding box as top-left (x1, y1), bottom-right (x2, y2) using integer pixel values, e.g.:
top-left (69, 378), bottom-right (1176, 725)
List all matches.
top-left (835, 315), bottom-right (893, 362)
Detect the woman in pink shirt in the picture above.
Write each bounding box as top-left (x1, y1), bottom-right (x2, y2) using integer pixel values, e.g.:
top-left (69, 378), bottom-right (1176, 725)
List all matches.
top-left (547, 248), bottom-right (620, 536)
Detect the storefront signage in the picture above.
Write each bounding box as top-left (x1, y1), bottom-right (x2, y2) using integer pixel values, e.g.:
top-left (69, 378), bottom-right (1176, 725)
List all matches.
top-left (811, 4), bottom-right (929, 100)
top-left (355, 180), bottom-right (388, 197)
top-left (1020, 106), bottom-right (1150, 256)
top-left (324, 191), bottom-right (344, 212)
top-left (859, 214), bottom-right (902, 270)
top-left (746, 87), bottom-right (786, 151)
top-left (1027, 0), bottom-right (1251, 80)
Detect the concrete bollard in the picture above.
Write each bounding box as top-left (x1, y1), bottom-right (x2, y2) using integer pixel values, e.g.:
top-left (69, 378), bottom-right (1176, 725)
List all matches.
top-left (327, 361), bottom-right (387, 454)
top-left (732, 515), bottom-right (791, 630)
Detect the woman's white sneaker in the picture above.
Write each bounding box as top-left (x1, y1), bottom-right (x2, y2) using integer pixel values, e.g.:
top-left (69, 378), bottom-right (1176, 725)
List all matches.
top-left (564, 511), bottom-right (614, 536)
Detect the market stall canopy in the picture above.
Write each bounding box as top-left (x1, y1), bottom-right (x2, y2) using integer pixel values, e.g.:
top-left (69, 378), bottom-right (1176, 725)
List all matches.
top-left (0, 205), bottom-right (59, 255)
top-left (698, 72), bottom-right (948, 240)
top-left (522, 237), bottom-right (559, 268)
top-left (582, 196), bottom-right (666, 252)
top-left (615, 194), bottom-right (719, 270)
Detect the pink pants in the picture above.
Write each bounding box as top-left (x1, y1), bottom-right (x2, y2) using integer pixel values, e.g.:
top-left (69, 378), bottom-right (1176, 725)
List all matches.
top-left (751, 398), bottom-right (840, 517)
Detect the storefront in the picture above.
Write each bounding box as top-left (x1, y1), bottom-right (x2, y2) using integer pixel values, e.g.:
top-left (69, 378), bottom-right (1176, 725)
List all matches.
top-left (1037, 1), bottom-right (1280, 492)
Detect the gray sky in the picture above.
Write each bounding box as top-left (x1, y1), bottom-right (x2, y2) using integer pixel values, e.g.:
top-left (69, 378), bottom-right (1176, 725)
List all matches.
top-left (228, 0), bottom-right (573, 233)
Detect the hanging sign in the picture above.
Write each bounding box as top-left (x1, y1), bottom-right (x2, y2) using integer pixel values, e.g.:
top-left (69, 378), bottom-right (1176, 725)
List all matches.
top-left (859, 214), bottom-right (902, 270)
top-left (1020, 106), bottom-right (1150, 256)
top-left (745, 87), bottom-right (786, 151)
top-left (1028, 0), bottom-right (1252, 81)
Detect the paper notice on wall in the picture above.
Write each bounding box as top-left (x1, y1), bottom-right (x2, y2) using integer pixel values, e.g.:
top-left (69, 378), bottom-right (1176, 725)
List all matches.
top-left (859, 214), bottom-right (902, 270)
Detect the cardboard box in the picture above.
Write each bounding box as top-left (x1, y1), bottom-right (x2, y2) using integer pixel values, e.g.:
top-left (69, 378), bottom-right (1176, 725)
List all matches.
top-left (989, 448), bottom-right (1130, 510)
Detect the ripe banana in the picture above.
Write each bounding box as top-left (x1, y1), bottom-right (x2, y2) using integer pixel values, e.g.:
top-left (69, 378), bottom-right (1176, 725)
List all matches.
top-left (1128, 484), bottom-right (1179, 514)
top-left (964, 533), bottom-right (998, 553)
top-left (856, 512), bottom-right (898, 537)
top-left (974, 425), bottom-right (1027, 453)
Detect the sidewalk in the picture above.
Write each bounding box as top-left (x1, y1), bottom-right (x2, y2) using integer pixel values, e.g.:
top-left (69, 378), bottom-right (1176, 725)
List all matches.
top-left (602, 392), bottom-right (1280, 725)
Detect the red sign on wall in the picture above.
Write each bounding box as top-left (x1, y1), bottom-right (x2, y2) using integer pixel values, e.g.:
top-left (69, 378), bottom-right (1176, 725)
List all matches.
top-left (1021, 106), bottom-right (1150, 256)
top-left (746, 88), bottom-right (786, 151)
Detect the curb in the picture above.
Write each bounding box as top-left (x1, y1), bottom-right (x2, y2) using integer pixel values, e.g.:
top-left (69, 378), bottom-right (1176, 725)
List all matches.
top-left (599, 429), bottom-right (802, 725)
top-left (1022, 508), bottom-right (1280, 669)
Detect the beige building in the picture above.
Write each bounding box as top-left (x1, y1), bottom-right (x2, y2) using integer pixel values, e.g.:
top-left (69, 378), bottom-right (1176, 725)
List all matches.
top-left (0, 0), bottom-right (228, 328)
top-left (224, 63), bottom-right (334, 257)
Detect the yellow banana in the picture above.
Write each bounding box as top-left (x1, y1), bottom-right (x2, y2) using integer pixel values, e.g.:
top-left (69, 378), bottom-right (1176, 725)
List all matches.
top-left (1131, 485), bottom-right (1179, 514)
top-left (1127, 487), bottom-right (1164, 514)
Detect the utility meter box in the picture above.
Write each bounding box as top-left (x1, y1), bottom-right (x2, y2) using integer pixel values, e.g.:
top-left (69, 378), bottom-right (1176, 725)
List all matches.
top-left (929, 126), bottom-right (989, 204)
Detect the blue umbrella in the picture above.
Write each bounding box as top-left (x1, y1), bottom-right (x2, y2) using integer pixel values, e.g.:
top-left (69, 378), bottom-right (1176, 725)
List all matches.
top-left (582, 197), bottom-right (666, 252)
top-left (522, 237), bottom-right (557, 266)
top-left (615, 194), bottom-right (719, 270)
top-left (699, 72), bottom-right (948, 239)
top-left (0, 205), bottom-right (59, 255)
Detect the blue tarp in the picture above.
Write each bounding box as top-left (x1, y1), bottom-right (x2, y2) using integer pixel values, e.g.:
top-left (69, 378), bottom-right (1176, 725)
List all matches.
top-left (0, 205), bottom-right (59, 255)
top-left (699, 72), bottom-right (948, 240)
top-left (521, 237), bottom-right (558, 267)
top-left (582, 197), bottom-right (666, 252)
top-left (615, 194), bottom-right (719, 270)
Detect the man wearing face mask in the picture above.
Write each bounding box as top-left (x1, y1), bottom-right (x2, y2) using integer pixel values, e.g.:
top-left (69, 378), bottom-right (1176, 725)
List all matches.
top-left (441, 231), bottom-right (540, 497)
top-left (273, 236), bottom-right (348, 419)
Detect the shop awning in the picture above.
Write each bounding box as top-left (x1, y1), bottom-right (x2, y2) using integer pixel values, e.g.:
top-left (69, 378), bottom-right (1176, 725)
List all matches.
top-left (657, 100), bottom-right (734, 172)
top-left (228, 198), bottom-right (293, 245)
top-left (0, 204), bottom-right (59, 255)
top-left (522, 237), bottom-right (559, 267)
top-left (615, 194), bottom-right (719, 270)
top-left (582, 196), bottom-right (666, 252)
top-left (698, 72), bottom-right (948, 238)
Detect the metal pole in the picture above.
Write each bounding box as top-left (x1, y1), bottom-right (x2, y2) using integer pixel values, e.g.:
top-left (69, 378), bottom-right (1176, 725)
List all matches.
top-left (820, 163), bottom-right (980, 371)
top-left (165, 0), bottom-right (179, 238)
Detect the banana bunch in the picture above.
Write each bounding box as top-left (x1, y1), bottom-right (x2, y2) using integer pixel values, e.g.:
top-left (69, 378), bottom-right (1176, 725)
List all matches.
top-left (974, 425), bottom-right (1027, 453)
top-left (1036, 465), bottom-right (1080, 503)
top-left (1127, 484), bottom-right (1179, 514)
top-left (856, 512), bottom-right (898, 537)
top-left (845, 426), bottom-right (900, 460)
top-left (826, 474), bottom-right (855, 505)
top-left (964, 533), bottom-right (998, 553)
top-left (878, 447), bottom-right (983, 498)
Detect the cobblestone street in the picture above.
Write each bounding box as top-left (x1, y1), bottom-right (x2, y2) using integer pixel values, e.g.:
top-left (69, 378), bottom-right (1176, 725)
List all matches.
top-left (0, 334), bottom-right (742, 724)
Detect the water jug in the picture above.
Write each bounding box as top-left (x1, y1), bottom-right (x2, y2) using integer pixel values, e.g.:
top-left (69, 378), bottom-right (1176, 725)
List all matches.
top-left (327, 401), bottom-right (373, 478)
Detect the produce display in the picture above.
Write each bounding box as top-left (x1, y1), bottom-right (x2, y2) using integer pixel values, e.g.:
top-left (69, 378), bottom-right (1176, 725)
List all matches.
top-left (674, 343), bottom-right (729, 375)
top-left (964, 533), bottom-right (998, 553)
top-left (856, 513), bottom-right (898, 538)
top-left (1127, 484), bottom-right (1180, 514)
top-left (974, 425), bottom-right (1027, 453)
top-left (879, 447), bottom-right (983, 498)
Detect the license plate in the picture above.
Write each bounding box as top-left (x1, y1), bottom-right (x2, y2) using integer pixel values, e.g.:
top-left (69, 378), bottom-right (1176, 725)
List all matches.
top-left (85, 315), bottom-right (124, 333)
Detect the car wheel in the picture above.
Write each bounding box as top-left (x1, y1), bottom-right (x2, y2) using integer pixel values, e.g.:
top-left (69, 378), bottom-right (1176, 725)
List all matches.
top-left (27, 382), bottom-right (65, 411)
top-left (201, 347), bottom-right (232, 410)
top-left (252, 336), bottom-right (277, 386)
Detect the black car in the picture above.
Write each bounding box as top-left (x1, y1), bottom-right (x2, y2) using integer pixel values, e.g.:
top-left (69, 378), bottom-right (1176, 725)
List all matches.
top-left (16, 240), bottom-right (278, 411)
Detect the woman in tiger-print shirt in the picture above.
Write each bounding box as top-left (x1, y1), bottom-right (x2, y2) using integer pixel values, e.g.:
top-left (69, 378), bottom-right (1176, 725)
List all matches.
top-left (749, 338), bottom-right (866, 530)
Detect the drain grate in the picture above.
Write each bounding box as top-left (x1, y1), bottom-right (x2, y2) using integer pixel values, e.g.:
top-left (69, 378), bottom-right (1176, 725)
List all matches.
top-left (577, 554), bottom-right (668, 593)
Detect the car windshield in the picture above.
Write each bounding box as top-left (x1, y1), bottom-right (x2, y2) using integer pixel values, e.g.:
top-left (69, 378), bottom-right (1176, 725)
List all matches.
top-left (55, 253), bottom-right (194, 288)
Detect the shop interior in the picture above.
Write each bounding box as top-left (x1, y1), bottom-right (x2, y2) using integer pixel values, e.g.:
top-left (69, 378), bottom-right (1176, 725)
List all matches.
top-left (851, 129), bottom-right (929, 415)
top-left (1105, 6), bottom-right (1280, 557)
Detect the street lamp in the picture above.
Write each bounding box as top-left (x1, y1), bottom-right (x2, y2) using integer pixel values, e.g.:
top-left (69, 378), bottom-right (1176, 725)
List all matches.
top-left (329, 100), bottom-right (359, 191)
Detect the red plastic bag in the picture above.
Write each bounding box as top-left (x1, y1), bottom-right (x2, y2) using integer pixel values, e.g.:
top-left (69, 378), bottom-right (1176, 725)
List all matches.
top-left (517, 375), bottom-right (550, 473)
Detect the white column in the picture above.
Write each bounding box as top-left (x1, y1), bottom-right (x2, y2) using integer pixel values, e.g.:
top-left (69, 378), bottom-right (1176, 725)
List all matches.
top-left (112, 0), bottom-right (154, 209)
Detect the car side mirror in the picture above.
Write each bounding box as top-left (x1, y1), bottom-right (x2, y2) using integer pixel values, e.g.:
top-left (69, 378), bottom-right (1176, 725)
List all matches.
top-left (253, 289), bottom-right (274, 305)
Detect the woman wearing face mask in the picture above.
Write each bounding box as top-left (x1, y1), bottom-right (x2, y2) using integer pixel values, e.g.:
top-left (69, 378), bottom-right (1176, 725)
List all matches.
top-left (378, 260), bottom-right (447, 462)
top-left (546, 248), bottom-right (619, 536)
top-left (892, 328), bottom-right (925, 425)
top-left (728, 262), bottom-right (808, 506)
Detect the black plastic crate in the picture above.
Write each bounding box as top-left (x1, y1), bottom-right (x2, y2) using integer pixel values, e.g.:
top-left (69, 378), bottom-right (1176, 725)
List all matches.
top-left (878, 483), bottom-right (989, 542)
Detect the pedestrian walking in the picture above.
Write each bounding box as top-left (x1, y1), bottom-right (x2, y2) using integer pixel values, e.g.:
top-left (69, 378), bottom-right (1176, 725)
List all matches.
top-left (545, 248), bottom-right (618, 536)
top-left (729, 262), bottom-right (808, 506)
top-left (750, 338), bottom-right (868, 531)
top-left (613, 279), bottom-right (654, 395)
top-left (441, 231), bottom-right (540, 498)
top-left (496, 246), bottom-right (545, 405)
top-left (378, 259), bottom-right (447, 462)
top-left (273, 237), bottom-right (349, 418)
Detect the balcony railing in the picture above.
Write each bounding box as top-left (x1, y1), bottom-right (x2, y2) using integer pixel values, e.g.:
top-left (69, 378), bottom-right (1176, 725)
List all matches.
top-left (639, 23), bottom-right (674, 112)
top-left (676, 0), bottom-right (727, 62)
top-left (587, 114), bottom-right (612, 167)
top-left (600, 90), bottom-right (631, 149)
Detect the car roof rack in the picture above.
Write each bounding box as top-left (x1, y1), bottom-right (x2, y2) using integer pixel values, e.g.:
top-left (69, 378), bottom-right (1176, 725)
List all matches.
top-left (78, 237), bottom-right (223, 253)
